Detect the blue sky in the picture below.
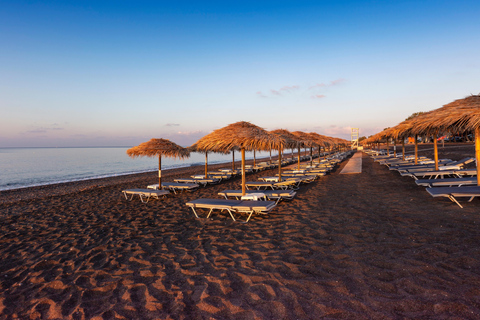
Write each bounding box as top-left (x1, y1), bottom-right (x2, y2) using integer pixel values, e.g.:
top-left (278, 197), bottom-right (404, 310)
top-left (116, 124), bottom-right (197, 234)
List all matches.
top-left (1, 0), bottom-right (479, 147)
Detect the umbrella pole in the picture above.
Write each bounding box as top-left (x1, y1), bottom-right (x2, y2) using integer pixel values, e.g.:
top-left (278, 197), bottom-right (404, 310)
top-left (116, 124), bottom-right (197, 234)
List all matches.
top-left (386, 140), bottom-right (389, 155)
top-left (310, 147), bottom-right (313, 166)
top-left (158, 156), bottom-right (162, 188)
top-left (241, 147), bottom-right (246, 196)
top-left (269, 149), bottom-right (272, 164)
top-left (278, 147), bottom-right (282, 181)
top-left (297, 147), bottom-right (301, 170)
top-left (402, 139), bottom-right (405, 161)
top-left (232, 151), bottom-right (235, 171)
top-left (414, 134), bottom-right (418, 165)
top-left (434, 131), bottom-right (439, 171)
top-left (205, 152), bottom-right (208, 179)
top-left (393, 139), bottom-right (397, 157)
top-left (476, 127), bottom-right (480, 186)
top-left (253, 150), bottom-right (256, 166)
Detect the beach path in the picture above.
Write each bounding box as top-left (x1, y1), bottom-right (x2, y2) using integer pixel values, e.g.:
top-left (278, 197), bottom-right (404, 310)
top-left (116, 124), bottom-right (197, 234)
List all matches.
top-left (340, 151), bottom-right (362, 174)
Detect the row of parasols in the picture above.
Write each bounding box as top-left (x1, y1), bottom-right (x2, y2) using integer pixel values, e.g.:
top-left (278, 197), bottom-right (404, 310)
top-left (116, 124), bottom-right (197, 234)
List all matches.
top-left (362, 94), bottom-right (480, 185)
top-left (127, 121), bottom-right (349, 195)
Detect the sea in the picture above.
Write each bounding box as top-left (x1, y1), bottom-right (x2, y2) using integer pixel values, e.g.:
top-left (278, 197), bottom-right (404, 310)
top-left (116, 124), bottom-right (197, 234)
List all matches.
top-left (0, 147), bottom-right (278, 191)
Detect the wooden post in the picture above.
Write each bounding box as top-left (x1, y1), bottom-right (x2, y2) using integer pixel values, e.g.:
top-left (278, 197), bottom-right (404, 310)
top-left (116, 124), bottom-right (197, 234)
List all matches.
top-left (278, 147), bottom-right (282, 181)
top-left (297, 146), bottom-right (301, 170)
top-left (310, 147), bottom-right (313, 166)
top-left (386, 139), bottom-right (389, 155)
top-left (158, 156), bottom-right (162, 188)
top-left (393, 139), bottom-right (397, 157)
top-left (402, 139), bottom-right (405, 161)
top-left (414, 134), bottom-right (418, 165)
top-left (476, 127), bottom-right (480, 186)
top-left (241, 147), bottom-right (246, 196)
top-left (205, 152), bottom-right (208, 178)
top-left (433, 131), bottom-right (439, 171)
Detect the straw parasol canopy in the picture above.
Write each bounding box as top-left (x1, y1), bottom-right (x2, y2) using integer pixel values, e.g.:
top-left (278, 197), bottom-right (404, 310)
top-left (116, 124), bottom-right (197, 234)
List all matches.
top-left (188, 143), bottom-right (229, 179)
top-left (194, 121), bottom-right (285, 195)
top-left (127, 138), bottom-right (190, 187)
top-left (271, 129), bottom-right (300, 180)
top-left (292, 131), bottom-right (316, 169)
top-left (407, 95), bottom-right (480, 184)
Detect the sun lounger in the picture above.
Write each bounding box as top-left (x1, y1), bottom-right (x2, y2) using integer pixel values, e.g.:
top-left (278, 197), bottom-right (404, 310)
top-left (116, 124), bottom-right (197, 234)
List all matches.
top-left (185, 198), bottom-right (277, 222)
top-left (191, 172), bottom-right (233, 180)
top-left (415, 177), bottom-right (478, 188)
top-left (122, 189), bottom-right (170, 203)
top-left (174, 177), bottom-right (221, 186)
top-left (393, 157), bottom-right (474, 173)
top-left (218, 189), bottom-right (296, 203)
top-left (402, 168), bottom-right (477, 179)
top-left (426, 186), bottom-right (480, 208)
top-left (245, 179), bottom-right (301, 190)
top-left (147, 182), bottom-right (199, 194)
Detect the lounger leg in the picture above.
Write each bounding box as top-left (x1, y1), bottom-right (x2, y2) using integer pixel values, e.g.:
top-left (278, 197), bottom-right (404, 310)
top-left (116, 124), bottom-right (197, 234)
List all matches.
top-left (140, 194), bottom-right (149, 203)
top-left (468, 196), bottom-right (476, 202)
top-left (123, 192), bottom-right (135, 201)
top-left (206, 208), bottom-right (214, 219)
top-left (448, 195), bottom-right (463, 208)
top-left (190, 207), bottom-right (200, 218)
top-left (226, 209), bottom-right (236, 221)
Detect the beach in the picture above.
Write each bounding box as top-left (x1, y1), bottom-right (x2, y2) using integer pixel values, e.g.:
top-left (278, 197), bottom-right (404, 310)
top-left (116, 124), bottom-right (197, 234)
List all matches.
top-left (1, 145), bottom-right (480, 319)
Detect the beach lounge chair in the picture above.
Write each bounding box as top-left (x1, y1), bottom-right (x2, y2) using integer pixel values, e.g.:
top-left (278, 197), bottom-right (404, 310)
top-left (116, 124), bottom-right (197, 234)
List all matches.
top-left (426, 186), bottom-right (480, 208)
top-left (147, 182), bottom-right (199, 194)
top-left (245, 179), bottom-right (301, 190)
top-left (185, 198), bottom-right (277, 222)
top-left (174, 177), bottom-right (221, 186)
top-left (122, 189), bottom-right (170, 203)
top-left (402, 168), bottom-right (477, 179)
top-left (393, 157), bottom-right (474, 173)
top-left (415, 177), bottom-right (478, 188)
top-left (218, 189), bottom-right (296, 204)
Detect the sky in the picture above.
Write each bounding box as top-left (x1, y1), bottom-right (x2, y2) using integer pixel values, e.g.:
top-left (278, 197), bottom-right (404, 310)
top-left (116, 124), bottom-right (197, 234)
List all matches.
top-left (1, 0), bottom-right (479, 147)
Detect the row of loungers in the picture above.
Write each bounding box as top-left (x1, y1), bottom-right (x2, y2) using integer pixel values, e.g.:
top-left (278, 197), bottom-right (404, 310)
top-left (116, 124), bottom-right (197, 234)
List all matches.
top-left (366, 149), bottom-right (477, 208)
top-left (185, 152), bottom-right (353, 222)
top-left (122, 151), bottom-right (352, 212)
top-left (121, 152), bottom-right (340, 202)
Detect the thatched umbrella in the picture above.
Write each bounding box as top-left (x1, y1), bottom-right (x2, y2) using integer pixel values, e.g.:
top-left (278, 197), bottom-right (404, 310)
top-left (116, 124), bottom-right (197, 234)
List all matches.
top-left (409, 95), bottom-right (480, 184)
top-left (127, 138), bottom-right (190, 188)
top-left (271, 129), bottom-right (299, 180)
top-left (292, 131), bottom-right (315, 169)
top-left (195, 121), bottom-right (285, 195)
top-left (308, 132), bottom-right (329, 164)
top-left (188, 143), bottom-right (229, 179)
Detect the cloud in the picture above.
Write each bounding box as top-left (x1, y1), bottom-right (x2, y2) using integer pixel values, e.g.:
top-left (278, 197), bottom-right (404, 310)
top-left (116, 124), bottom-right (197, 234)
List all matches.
top-left (257, 85), bottom-right (300, 98)
top-left (165, 123), bottom-right (180, 127)
top-left (309, 78), bottom-right (346, 90)
top-left (308, 83), bottom-right (326, 90)
top-left (311, 94), bottom-right (326, 99)
top-left (25, 124), bottom-right (64, 134)
top-left (330, 78), bottom-right (346, 86)
top-left (163, 130), bottom-right (209, 146)
top-left (279, 85), bottom-right (300, 92)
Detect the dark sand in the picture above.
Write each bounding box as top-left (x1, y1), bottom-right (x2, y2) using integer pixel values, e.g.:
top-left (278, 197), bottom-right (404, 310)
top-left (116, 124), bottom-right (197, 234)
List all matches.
top-left (1, 144), bottom-right (480, 319)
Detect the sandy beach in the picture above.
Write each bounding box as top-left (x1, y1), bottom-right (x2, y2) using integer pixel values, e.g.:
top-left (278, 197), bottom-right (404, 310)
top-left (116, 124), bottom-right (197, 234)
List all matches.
top-left (1, 144), bottom-right (480, 319)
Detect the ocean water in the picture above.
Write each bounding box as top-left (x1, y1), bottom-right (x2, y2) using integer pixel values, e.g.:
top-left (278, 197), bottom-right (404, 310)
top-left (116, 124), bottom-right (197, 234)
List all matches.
top-left (0, 147), bottom-right (278, 191)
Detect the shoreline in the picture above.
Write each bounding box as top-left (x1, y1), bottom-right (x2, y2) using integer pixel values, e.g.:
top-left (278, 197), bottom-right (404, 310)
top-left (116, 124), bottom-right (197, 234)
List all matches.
top-left (0, 155), bottom-right (283, 205)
